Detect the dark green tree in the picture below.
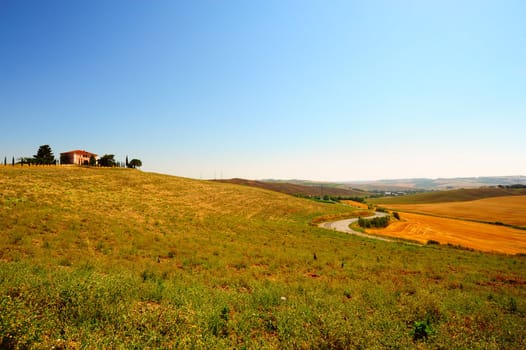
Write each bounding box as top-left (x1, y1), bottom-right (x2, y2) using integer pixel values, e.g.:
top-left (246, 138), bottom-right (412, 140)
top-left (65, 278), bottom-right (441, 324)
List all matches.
top-left (34, 145), bottom-right (55, 165)
top-left (129, 159), bottom-right (142, 168)
top-left (125, 155), bottom-right (129, 168)
top-left (21, 157), bottom-right (35, 166)
top-left (3, 157), bottom-right (6, 166)
top-left (89, 155), bottom-right (97, 166)
top-left (59, 153), bottom-right (69, 164)
top-left (98, 154), bottom-right (116, 167)
top-left (12, 156), bottom-right (15, 166)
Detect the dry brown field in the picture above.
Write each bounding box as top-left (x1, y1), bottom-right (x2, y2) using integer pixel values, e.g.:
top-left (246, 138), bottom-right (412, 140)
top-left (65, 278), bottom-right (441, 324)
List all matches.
top-left (382, 195), bottom-right (526, 227)
top-left (367, 212), bottom-right (526, 254)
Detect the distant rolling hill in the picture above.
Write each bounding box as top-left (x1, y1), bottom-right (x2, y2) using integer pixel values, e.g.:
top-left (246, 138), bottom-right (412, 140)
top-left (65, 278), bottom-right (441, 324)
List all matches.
top-left (347, 175), bottom-right (526, 191)
top-left (215, 178), bottom-right (369, 197)
top-left (369, 186), bottom-right (526, 205)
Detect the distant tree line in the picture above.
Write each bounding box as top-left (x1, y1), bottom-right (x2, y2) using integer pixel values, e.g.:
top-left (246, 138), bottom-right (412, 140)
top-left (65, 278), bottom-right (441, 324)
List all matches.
top-left (2, 145), bottom-right (142, 169)
top-left (498, 184), bottom-right (526, 189)
top-left (1, 145), bottom-right (58, 166)
top-left (295, 194), bottom-right (366, 203)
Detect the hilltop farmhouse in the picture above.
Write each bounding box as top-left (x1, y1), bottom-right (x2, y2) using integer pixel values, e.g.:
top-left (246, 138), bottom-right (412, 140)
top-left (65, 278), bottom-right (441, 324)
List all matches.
top-left (60, 150), bottom-right (97, 165)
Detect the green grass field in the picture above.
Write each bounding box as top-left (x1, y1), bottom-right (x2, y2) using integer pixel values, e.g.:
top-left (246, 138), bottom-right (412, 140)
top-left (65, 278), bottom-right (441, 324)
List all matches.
top-left (1, 167), bottom-right (525, 348)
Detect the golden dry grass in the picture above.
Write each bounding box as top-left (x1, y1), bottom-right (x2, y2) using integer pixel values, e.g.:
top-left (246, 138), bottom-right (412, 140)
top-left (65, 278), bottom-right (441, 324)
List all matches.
top-left (383, 195), bottom-right (526, 227)
top-left (0, 166), bottom-right (357, 272)
top-left (367, 212), bottom-right (526, 254)
top-left (340, 199), bottom-right (369, 209)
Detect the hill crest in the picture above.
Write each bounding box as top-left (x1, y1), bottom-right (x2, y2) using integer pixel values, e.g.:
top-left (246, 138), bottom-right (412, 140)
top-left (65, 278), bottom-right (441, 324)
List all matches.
top-left (214, 178), bottom-right (369, 198)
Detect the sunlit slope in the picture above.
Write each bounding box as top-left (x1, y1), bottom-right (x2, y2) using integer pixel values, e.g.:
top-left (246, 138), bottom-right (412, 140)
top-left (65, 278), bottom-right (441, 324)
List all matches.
top-left (370, 187), bottom-right (526, 205)
top-left (0, 167), bottom-right (352, 267)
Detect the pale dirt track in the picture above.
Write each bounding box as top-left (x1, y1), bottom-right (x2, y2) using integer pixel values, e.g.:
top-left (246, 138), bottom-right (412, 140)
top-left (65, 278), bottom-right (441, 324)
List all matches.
top-left (318, 212), bottom-right (395, 242)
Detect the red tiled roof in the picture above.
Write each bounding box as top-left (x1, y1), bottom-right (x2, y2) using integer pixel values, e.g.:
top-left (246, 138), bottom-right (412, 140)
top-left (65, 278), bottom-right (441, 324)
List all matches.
top-left (60, 150), bottom-right (97, 157)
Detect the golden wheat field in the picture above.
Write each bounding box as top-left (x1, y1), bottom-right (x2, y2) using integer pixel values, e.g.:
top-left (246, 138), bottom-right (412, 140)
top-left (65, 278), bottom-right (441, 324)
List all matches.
top-left (367, 212), bottom-right (526, 254)
top-left (382, 195), bottom-right (526, 227)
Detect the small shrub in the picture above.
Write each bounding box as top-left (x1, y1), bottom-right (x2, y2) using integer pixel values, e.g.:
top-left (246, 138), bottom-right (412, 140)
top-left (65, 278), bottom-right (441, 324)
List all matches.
top-left (209, 306), bottom-right (230, 337)
top-left (141, 269), bottom-right (156, 282)
top-left (393, 212), bottom-right (400, 220)
top-left (96, 241), bottom-right (104, 252)
top-left (427, 240), bottom-right (440, 245)
top-left (10, 233), bottom-right (23, 245)
top-left (58, 257), bottom-right (72, 267)
top-left (508, 297), bottom-right (518, 313)
top-left (358, 216), bottom-right (390, 228)
top-left (411, 319), bottom-right (435, 341)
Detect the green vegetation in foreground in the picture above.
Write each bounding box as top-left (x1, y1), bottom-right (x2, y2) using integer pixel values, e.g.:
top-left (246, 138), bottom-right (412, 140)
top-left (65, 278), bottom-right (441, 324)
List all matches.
top-left (368, 186), bottom-right (526, 205)
top-left (1, 167), bottom-right (525, 349)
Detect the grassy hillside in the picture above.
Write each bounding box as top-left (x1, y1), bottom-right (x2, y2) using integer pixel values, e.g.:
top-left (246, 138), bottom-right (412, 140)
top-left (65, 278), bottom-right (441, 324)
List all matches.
top-left (369, 186), bottom-right (526, 205)
top-left (1, 167), bottom-right (525, 348)
top-left (0, 167), bottom-right (353, 270)
top-left (215, 178), bottom-right (369, 198)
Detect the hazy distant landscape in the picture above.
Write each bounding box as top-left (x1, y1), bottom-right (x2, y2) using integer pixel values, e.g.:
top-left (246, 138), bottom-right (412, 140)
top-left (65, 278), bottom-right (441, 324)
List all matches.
top-left (263, 176), bottom-right (526, 192)
top-left (345, 176), bottom-right (526, 191)
top-left (222, 175), bottom-right (526, 198)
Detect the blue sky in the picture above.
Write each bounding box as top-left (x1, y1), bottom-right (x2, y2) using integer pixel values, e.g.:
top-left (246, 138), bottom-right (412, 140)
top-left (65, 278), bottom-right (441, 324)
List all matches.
top-left (1, 0), bottom-right (525, 181)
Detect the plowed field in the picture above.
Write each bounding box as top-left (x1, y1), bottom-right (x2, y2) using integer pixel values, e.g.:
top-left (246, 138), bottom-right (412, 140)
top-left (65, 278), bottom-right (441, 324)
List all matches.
top-left (367, 212), bottom-right (526, 254)
top-left (381, 195), bottom-right (526, 227)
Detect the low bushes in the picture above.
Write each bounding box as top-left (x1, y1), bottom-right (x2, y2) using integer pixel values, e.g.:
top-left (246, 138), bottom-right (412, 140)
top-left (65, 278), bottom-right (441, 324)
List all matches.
top-left (358, 215), bottom-right (390, 228)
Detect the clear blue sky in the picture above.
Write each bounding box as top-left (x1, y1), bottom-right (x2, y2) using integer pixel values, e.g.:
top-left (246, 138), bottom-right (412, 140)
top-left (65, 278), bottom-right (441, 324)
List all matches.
top-left (1, 0), bottom-right (525, 181)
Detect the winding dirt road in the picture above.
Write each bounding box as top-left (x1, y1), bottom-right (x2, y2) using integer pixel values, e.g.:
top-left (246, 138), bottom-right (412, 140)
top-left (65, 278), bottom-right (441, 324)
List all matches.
top-left (318, 212), bottom-right (395, 242)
